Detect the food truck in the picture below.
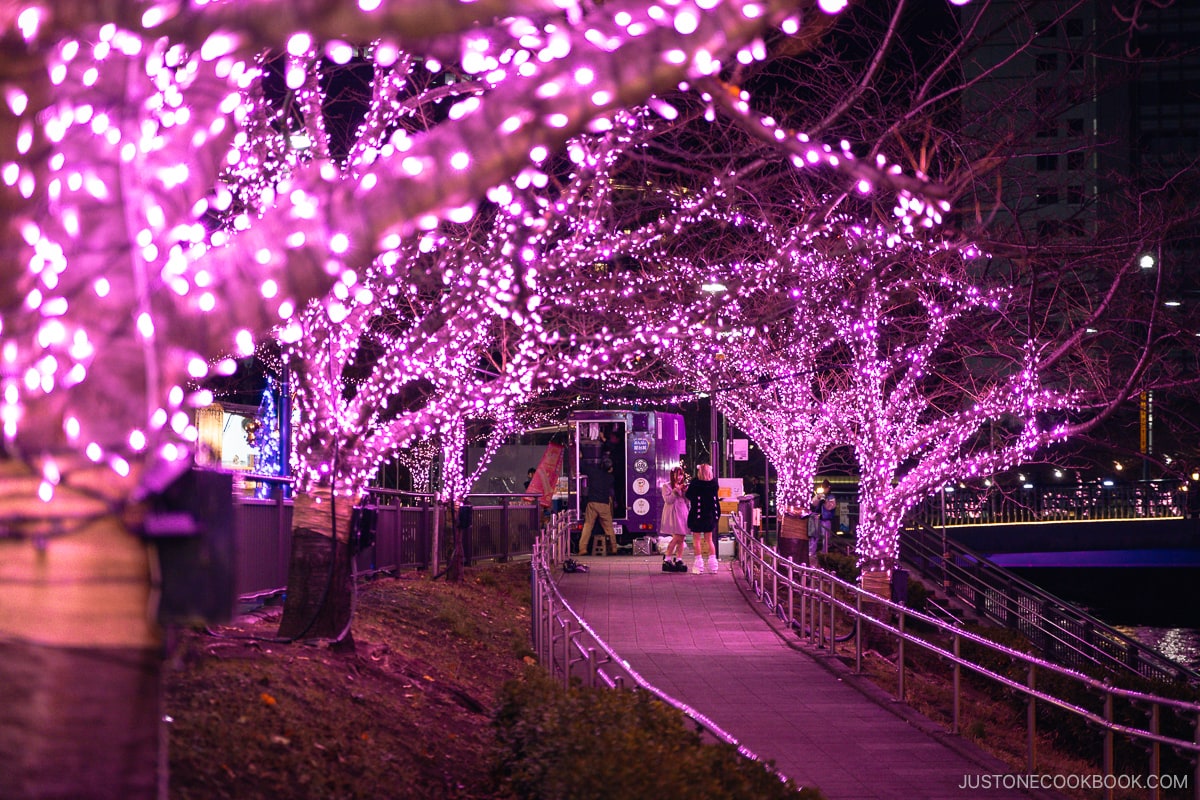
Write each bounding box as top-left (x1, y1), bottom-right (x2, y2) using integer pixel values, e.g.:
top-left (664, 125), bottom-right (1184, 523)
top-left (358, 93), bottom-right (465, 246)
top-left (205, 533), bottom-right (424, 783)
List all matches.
top-left (570, 410), bottom-right (687, 546)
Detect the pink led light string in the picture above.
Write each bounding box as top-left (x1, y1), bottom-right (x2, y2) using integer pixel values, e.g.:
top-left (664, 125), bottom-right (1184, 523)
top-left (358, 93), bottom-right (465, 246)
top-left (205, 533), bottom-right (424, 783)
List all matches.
top-left (0, 0), bottom-right (973, 506)
top-left (827, 246), bottom-right (1077, 574)
top-left (630, 204), bottom-right (1079, 576)
top-left (276, 108), bottom-right (751, 504)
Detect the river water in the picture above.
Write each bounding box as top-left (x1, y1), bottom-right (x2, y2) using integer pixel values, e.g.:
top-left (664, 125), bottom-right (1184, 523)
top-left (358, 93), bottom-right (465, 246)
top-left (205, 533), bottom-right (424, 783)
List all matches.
top-left (1114, 625), bottom-right (1200, 672)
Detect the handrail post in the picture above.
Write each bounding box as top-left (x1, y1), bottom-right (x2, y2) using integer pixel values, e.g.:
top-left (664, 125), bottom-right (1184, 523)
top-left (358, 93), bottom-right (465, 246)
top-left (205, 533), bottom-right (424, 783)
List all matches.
top-left (1026, 664), bottom-right (1037, 772)
top-left (810, 571), bottom-right (817, 647)
top-left (897, 609), bottom-right (905, 700)
top-left (772, 552), bottom-right (780, 616)
top-left (1149, 703), bottom-right (1160, 800)
top-left (543, 591), bottom-right (554, 668)
top-left (1103, 686), bottom-right (1114, 800)
top-left (501, 494), bottom-right (511, 561)
top-left (531, 558), bottom-right (542, 656)
top-left (762, 543), bottom-right (769, 596)
top-left (855, 587), bottom-right (863, 674)
top-left (828, 574), bottom-right (836, 656)
top-left (819, 573), bottom-right (828, 649)
top-left (952, 632), bottom-right (961, 734)
top-left (561, 619), bottom-right (572, 689)
top-left (787, 561), bottom-right (795, 633)
top-left (801, 568), bottom-right (810, 643)
top-left (823, 574), bottom-right (832, 650)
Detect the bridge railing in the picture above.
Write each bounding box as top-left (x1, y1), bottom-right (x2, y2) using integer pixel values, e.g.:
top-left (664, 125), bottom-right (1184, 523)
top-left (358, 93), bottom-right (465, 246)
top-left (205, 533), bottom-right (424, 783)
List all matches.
top-left (915, 480), bottom-right (1186, 525)
top-left (733, 518), bottom-right (1200, 799)
top-left (232, 475), bottom-right (540, 599)
top-left (898, 521), bottom-right (1200, 687)
top-left (528, 513), bottom-right (783, 780)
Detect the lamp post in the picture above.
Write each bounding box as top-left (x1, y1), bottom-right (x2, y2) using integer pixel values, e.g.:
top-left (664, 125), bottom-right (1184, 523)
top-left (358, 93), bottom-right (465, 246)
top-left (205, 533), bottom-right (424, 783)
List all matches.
top-left (709, 393), bottom-right (720, 478)
top-left (940, 485), bottom-right (949, 592)
top-left (1138, 245), bottom-right (1161, 486)
top-left (703, 279), bottom-right (727, 478)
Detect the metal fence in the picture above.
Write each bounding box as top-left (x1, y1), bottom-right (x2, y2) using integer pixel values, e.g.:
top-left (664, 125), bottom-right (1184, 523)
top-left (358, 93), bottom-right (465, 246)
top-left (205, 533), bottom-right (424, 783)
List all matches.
top-left (233, 476), bottom-right (540, 599)
top-left (899, 521), bottom-right (1200, 687)
top-left (733, 518), bottom-right (1200, 800)
top-left (915, 480), bottom-right (1186, 525)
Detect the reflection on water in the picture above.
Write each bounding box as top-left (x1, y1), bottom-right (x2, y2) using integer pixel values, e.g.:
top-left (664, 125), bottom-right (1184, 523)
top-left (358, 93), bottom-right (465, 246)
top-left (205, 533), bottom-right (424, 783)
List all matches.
top-left (1115, 625), bottom-right (1200, 672)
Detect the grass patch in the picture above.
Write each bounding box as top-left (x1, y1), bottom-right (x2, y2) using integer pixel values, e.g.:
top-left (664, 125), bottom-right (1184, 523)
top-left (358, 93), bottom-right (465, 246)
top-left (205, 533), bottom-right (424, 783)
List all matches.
top-left (166, 563), bottom-right (536, 799)
top-left (166, 561), bottom-right (817, 799)
top-left (492, 668), bottom-right (820, 799)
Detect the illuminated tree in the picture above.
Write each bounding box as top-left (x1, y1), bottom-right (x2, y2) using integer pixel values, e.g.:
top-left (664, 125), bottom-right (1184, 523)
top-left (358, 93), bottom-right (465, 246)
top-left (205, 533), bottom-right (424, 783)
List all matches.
top-left (276, 106), bottom-right (760, 624)
top-left (252, 375), bottom-right (282, 497)
top-left (642, 207), bottom-right (846, 510)
top-left (3, 2), bottom-right (939, 793)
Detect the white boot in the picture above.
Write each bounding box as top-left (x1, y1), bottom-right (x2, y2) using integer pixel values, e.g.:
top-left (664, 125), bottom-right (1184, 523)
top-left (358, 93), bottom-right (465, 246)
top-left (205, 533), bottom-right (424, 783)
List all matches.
top-left (693, 556), bottom-right (706, 574)
top-left (707, 555), bottom-right (719, 574)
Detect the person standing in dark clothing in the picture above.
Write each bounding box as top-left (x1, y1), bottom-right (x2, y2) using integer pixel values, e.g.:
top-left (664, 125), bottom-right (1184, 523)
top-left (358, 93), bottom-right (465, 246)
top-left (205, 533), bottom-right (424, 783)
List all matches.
top-left (810, 480), bottom-right (836, 556)
top-left (685, 463), bottom-right (721, 574)
top-left (578, 457), bottom-right (619, 555)
top-left (602, 428), bottom-right (626, 518)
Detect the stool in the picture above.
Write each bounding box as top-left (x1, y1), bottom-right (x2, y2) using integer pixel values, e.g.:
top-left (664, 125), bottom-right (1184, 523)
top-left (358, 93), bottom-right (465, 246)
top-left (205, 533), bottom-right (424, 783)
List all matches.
top-left (591, 537), bottom-right (615, 556)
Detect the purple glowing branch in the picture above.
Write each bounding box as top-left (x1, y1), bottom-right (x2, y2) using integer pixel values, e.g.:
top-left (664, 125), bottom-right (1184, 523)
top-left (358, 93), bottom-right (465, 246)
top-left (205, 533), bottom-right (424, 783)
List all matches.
top-left (228, 0), bottom-right (816, 248)
top-left (699, 75), bottom-right (952, 230)
top-left (0, 26), bottom-right (340, 477)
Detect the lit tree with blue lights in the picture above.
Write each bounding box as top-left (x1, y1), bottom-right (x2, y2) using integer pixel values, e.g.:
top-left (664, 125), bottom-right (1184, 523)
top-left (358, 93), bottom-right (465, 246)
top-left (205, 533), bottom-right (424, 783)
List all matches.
top-left (253, 376), bottom-right (282, 497)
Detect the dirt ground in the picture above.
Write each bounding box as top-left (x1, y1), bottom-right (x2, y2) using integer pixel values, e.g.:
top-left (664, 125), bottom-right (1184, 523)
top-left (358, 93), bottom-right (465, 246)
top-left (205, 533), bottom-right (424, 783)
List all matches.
top-left (164, 561), bottom-right (535, 800)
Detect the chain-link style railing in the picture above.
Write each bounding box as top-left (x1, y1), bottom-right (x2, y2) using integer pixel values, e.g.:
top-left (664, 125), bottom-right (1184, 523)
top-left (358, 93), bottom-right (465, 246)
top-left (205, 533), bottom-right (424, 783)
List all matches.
top-left (914, 480), bottom-right (1186, 525)
top-left (233, 477), bottom-right (539, 599)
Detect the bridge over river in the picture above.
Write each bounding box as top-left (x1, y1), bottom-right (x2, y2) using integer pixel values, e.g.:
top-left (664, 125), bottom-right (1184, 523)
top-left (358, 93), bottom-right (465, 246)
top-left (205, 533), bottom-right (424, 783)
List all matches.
top-left (902, 483), bottom-right (1200, 672)
top-left (931, 515), bottom-right (1200, 627)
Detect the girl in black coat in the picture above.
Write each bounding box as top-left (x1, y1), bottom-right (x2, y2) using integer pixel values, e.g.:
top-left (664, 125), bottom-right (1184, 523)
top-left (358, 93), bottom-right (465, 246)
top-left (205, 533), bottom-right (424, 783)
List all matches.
top-left (685, 463), bottom-right (721, 574)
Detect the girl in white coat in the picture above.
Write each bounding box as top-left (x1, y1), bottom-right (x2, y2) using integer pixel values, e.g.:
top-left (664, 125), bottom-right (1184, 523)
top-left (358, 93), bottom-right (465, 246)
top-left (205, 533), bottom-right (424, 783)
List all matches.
top-left (659, 466), bottom-right (690, 572)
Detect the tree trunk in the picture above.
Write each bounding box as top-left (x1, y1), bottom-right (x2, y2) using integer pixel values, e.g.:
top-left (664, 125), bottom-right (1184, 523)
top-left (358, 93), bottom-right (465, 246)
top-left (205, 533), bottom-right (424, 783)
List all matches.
top-left (445, 503), bottom-right (465, 583)
top-left (277, 488), bottom-right (355, 643)
top-left (860, 568), bottom-right (892, 599)
top-left (0, 463), bottom-right (162, 800)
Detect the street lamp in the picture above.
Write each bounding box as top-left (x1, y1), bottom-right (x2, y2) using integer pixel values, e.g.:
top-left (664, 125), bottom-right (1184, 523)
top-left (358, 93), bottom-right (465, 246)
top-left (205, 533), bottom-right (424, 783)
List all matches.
top-left (703, 278), bottom-right (728, 476)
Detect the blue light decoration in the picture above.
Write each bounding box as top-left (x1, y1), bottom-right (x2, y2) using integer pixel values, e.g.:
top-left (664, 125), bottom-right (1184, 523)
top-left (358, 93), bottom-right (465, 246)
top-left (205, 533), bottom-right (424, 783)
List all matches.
top-left (255, 376), bottom-right (281, 499)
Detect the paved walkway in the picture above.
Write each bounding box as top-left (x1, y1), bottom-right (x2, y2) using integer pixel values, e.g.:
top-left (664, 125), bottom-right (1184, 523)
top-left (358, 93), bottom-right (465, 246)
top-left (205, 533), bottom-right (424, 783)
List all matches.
top-left (553, 553), bottom-right (1068, 800)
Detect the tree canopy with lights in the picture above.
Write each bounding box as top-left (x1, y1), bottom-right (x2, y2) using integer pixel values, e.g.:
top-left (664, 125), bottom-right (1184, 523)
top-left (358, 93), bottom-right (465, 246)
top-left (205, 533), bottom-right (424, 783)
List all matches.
top-left (9, 1), bottom-right (1197, 796)
top-left (3, 3), bottom-right (962, 792)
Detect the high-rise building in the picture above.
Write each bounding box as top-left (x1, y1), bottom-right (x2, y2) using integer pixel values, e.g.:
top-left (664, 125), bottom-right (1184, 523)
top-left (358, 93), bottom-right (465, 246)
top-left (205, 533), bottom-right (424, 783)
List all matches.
top-left (956, 0), bottom-right (1200, 468)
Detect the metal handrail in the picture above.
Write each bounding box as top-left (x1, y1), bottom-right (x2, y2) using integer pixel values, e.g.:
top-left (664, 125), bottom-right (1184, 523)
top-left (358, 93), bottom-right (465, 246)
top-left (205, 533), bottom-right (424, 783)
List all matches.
top-left (899, 520), bottom-right (1200, 687)
top-left (732, 518), bottom-right (1200, 799)
top-left (529, 512), bottom-right (787, 782)
top-left (914, 480), bottom-right (1185, 525)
